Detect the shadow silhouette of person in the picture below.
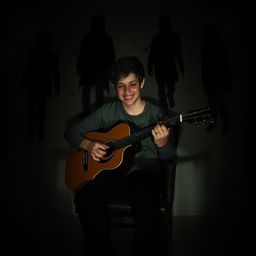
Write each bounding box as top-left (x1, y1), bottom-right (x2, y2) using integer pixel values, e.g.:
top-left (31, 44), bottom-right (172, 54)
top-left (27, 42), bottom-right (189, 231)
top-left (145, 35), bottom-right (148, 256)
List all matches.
top-left (201, 24), bottom-right (230, 134)
top-left (77, 15), bottom-right (115, 118)
top-left (148, 14), bottom-right (184, 110)
top-left (21, 29), bottom-right (60, 140)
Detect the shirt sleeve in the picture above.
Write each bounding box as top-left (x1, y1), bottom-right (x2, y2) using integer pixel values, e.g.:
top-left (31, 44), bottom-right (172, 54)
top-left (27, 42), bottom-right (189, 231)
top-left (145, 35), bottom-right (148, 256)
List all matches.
top-left (64, 108), bottom-right (105, 150)
top-left (156, 129), bottom-right (177, 162)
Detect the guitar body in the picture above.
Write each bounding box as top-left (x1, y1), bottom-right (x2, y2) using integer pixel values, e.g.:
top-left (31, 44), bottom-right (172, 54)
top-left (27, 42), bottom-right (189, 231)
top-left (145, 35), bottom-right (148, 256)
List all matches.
top-left (65, 123), bottom-right (136, 191)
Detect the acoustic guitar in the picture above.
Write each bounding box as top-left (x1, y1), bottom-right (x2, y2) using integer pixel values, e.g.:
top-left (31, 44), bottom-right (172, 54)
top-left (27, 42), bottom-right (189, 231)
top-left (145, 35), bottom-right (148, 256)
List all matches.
top-left (65, 107), bottom-right (212, 191)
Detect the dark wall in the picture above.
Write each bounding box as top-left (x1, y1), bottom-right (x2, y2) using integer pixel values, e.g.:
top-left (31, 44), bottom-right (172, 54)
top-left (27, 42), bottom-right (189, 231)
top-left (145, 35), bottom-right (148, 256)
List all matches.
top-left (4, 0), bottom-right (245, 217)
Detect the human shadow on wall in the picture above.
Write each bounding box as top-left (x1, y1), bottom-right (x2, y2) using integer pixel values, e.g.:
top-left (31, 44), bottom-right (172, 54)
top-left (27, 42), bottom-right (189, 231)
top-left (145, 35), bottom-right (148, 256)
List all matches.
top-left (76, 14), bottom-right (115, 118)
top-left (147, 14), bottom-right (184, 111)
top-left (20, 29), bottom-right (61, 140)
top-left (201, 24), bottom-right (231, 134)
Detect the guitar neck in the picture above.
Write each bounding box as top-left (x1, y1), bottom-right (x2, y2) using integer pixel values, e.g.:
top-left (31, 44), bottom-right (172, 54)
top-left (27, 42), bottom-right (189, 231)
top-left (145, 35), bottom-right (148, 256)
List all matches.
top-left (114, 115), bottom-right (181, 149)
top-left (114, 107), bottom-right (211, 150)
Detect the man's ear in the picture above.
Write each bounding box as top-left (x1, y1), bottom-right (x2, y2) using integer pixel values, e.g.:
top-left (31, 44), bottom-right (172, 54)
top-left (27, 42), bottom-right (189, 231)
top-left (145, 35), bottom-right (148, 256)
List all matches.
top-left (112, 83), bottom-right (115, 89)
top-left (140, 78), bottom-right (145, 89)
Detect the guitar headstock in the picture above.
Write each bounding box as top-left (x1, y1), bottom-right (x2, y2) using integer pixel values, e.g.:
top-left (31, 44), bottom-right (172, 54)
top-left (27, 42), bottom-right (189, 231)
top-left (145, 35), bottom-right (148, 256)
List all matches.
top-left (182, 107), bottom-right (214, 127)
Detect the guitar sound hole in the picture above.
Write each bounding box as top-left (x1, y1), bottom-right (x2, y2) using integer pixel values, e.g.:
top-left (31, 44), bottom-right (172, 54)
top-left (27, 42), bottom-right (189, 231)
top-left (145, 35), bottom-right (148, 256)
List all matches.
top-left (100, 142), bottom-right (115, 163)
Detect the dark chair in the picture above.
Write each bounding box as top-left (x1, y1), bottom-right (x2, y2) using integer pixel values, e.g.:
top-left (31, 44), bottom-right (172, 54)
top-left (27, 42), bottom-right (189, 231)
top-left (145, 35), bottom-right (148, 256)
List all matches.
top-left (107, 159), bottom-right (177, 256)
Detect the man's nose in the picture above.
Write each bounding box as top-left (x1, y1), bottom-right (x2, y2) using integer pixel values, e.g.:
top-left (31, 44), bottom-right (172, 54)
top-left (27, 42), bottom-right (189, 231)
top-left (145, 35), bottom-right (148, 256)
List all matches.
top-left (124, 85), bottom-right (131, 93)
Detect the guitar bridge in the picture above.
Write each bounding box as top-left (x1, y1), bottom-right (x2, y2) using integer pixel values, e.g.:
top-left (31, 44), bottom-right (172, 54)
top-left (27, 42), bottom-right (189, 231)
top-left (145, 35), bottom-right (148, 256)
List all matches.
top-left (82, 151), bottom-right (88, 171)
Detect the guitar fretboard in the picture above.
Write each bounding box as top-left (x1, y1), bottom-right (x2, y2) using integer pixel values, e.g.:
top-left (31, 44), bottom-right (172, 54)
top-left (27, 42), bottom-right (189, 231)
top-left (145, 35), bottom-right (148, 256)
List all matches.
top-left (114, 115), bottom-right (180, 149)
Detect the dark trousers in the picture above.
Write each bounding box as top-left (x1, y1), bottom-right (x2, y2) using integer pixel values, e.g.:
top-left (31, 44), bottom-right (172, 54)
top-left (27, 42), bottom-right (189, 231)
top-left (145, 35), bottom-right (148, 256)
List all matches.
top-left (74, 169), bottom-right (161, 256)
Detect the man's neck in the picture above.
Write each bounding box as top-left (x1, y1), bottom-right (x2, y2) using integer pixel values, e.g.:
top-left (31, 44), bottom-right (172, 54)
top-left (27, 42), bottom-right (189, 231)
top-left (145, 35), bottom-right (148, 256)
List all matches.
top-left (122, 99), bottom-right (145, 116)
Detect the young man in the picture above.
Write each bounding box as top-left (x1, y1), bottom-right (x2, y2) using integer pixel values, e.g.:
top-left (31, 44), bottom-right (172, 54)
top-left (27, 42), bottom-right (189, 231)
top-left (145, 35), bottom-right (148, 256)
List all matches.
top-left (64, 56), bottom-right (176, 256)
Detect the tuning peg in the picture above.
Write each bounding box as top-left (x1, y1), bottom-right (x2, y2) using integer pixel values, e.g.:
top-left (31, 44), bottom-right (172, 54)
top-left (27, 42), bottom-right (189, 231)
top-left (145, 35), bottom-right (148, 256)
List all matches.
top-left (193, 120), bottom-right (199, 127)
top-left (210, 117), bottom-right (215, 124)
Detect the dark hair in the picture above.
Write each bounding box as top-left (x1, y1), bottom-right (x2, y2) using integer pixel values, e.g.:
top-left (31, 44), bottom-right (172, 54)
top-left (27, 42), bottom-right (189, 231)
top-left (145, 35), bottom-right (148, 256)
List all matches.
top-left (158, 14), bottom-right (172, 32)
top-left (91, 14), bottom-right (106, 32)
top-left (108, 56), bottom-right (145, 85)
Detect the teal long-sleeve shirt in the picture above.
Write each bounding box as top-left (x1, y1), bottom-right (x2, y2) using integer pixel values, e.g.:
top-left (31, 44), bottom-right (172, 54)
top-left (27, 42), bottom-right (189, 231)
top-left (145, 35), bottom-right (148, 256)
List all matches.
top-left (64, 100), bottom-right (176, 172)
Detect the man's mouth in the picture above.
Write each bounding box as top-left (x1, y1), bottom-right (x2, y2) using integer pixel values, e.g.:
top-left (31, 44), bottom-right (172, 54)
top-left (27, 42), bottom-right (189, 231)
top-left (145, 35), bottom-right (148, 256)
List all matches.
top-left (124, 95), bottom-right (133, 100)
